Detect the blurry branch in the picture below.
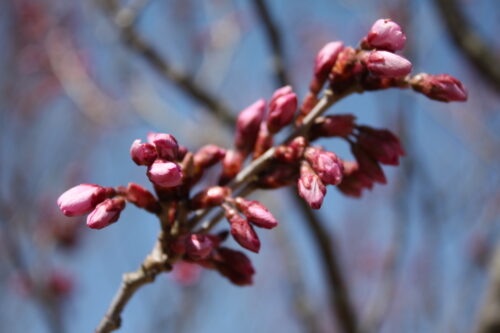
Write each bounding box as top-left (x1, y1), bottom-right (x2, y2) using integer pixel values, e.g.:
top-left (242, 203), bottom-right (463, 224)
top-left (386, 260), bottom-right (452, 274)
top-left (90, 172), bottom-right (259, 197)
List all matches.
top-left (434, 0), bottom-right (500, 93)
top-left (474, 244), bottom-right (500, 333)
top-left (252, 0), bottom-right (291, 87)
top-left (253, 1), bottom-right (357, 332)
top-left (97, 0), bottom-right (236, 127)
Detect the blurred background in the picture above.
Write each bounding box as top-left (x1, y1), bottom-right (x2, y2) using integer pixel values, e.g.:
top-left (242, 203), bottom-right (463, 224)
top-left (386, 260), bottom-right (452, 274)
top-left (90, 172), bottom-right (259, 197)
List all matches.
top-left (1, 0), bottom-right (499, 332)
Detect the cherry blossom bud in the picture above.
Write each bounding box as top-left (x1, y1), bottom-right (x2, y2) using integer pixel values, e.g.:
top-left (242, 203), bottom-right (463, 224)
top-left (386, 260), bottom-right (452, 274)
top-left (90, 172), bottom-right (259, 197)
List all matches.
top-left (310, 115), bottom-right (356, 140)
top-left (57, 184), bottom-right (109, 217)
top-left (410, 73), bottom-right (467, 102)
top-left (267, 86), bottom-right (297, 133)
top-left (351, 145), bottom-right (387, 184)
top-left (364, 19), bottom-right (406, 52)
top-left (130, 139), bottom-right (157, 166)
top-left (275, 136), bottom-right (307, 163)
top-left (86, 198), bottom-right (126, 229)
top-left (297, 92), bottom-right (319, 125)
top-left (304, 147), bottom-right (343, 185)
top-left (337, 161), bottom-right (374, 197)
top-left (147, 160), bottom-right (182, 188)
top-left (213, 247), bottom-right (255, 286)
top-left (235, 197), bottom-right (278, 229)
top-left (190, 186), bottom-right (231, 209)
top-left (172, 261), bottom-right (202, 286)
top-left (357, 126), bottom-right (404, 165)
top-left (311, 41), bottom-right (344, 94)
top-left (297, 162), bottom-right (326, 209)
top-left (365, 51), bottom-right (412, 78)
top-left (253, 122), bottom-right (274, 159)
top-left (147, 132), bottom-right (179, 160)
top-left (225, 208), bottom-right (260, 253)
top-left (125, 183), bottom-right (160, 213)
top-left (219, 150), bottom-right (245, 185)
top-left (185, 234), bottom-right (215, 260)
top-left (256, 163), bottom-right (298, 189)
top-left (235, 99), bottom-right (266, 153)
top-left (193, 144), bottom-right (226, 169)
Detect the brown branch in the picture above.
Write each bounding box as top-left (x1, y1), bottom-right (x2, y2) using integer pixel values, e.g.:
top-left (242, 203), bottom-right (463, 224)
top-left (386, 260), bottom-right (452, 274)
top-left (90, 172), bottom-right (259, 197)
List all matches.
top-left (97, 0), bottom-right (236, 127)
top-left (252, 0), bottom-right (291, 87)
top-left (474, 244), bottom-right (500, 333)
top-left (434, 0), bottom-right (500, 93)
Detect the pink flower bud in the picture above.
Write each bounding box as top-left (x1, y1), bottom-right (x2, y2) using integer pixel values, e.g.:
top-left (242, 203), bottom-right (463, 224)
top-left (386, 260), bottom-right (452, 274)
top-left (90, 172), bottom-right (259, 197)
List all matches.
top-left (297, 162), bottom-right (326, 209)
top-left (410, 73), bottom-right (467, 102)
top-left (365, 19), bottom-right (406, 52)
top-left (193, 144), bottom-right (226, 169)
top-left (130, 139), bottom-right (157, 166)
top-left (172, 261), bottom-right (202, 286)
top-left (357, 126), bottom-right (404, 165)
top-left (57, 184), bottom-right (109, 216)
top-left (219, 150), bottom-right (244, 185)
top-left (190, 186), bottom-right (231, 209)
top-left (86, 198), bottom-right (126, 229)
top-left (365, 51), bottom-right (412, 78)
top-left (310, 114), bottom-right (356, 139)
top-left (267, 86), bottom-right (297, 133)
top-left (351, 145), bottom-right (387, 184)
top-left (253, 122), bottom-right (274, 159)
top-left (225, 208), bottom-right (260, 253)
top-left (235, 197), bottom-right (278, 229)
top-left (304, 147), bottom-right (343, 186)
top-left (185, 234), bottom-right (215, 260)
top-left (274, 136), bottom-right (307, 163)
top-left (147, 132), bottom-right (179, 161)
top-left (311, 41), bottom-right (344, 94)
top-left (337, 161), bottom-right (374, 197)
top-left (147, 160), bottom-right (182, 188)
top-left (235, 99), bottom-right (266, 153)
top-left (213, 247), bottom-right (255, 286)
top-left (125, 183), bottom-right (160, 213)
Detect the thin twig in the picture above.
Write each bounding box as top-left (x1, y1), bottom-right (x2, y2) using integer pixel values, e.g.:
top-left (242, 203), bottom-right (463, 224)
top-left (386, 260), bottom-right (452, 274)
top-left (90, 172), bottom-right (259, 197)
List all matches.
top-left (434, 0), bottom-right (500, 93)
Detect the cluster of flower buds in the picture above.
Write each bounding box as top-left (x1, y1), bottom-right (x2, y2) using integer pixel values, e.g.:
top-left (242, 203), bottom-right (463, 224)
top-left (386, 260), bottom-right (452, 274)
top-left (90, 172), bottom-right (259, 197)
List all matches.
top-left (57, 18), bottom-right (467, 287)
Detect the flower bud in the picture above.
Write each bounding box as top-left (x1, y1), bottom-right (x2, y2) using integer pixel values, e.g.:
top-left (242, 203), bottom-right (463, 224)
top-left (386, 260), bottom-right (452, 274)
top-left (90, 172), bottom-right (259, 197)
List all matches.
top-left (351, 145), bottom-right (387, 184)
top-left (274, 136), bottom-right (307, 163)
top-left (357, 126), bottom-right (404, 165)
top-left (235, 197), bottom-right (278, 229)
top-left (253, 122), bottom-right (274, 159)
top-left (304, 147), bottom-right (343, 185)
top-left (57, 184), bottom-right (109, 217)
top-left (235, 99), bottom-right (266, 153)
top-left (190, 186), bottom-right (231, 210)
top-left (125, 183), bottom-right (160, 213)
top-left (297, 162), bottom-right (326, 209)
top-left (86, 198), bottom-right (126, 229)
top-left (267, 86), bottom-right (297, 133)
top-left (311, 41), bottom-right (344, 94)
top-left (185, 234), bottom-right (215, 260)
top-left (364, 19), bottom-right (406, 52)
top-left (193, 144), bottom-right (226, 170)
top-left (213, 247), bottom-right (255, 286)
top-left (225, 208), bottom-right (260, 253)
top-left (310, 114), bottom-right (356, 139)
top-left (365, 50), bottom-right (412, 78)
top-left (410, 73), bottom-right (467, 102)
top-left (219, 150), bottom-right (245, 185)
top-left (147, 132), bottom-right (179, 161)
top-left (130, 139), bottom-right (157, 166)
top-left (172, 261), bottom-right (202, 286)
top-left (147, 160), bottom-right (182, 188)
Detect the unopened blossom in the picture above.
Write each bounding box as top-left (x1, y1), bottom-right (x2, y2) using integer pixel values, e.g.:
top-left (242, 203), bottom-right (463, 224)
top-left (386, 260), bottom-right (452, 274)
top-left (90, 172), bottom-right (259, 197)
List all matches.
top-left (253, 122), bottom-right (274, 158)
top-left (130, 139), bottom-right (157, 166)
top-left (213, 247), bottom-right (255, 286)
top-left (193, 144), bottom-right (226, 170)
top-left (310, 115), bottom-right (356, 139)
top-left (304, 147), bottom-right (343, 185)
top-left (225, 208), bottom-right (260, 253)
top-left (297, 162), bottom-right (326, 209)
top-left (364, 19), bottom-right (406, 52)
top-left (86, 198), bottom-right (126, 229)
top-left (311, 41), bottom-right (344, 93)
top-left (219, 150), bottom-right (245, 185)
top-left (410, 73), bottom-right (467, 102)
top-left (337, 161), bottom-right (374, 197)
top-left (365, 50), bottom-right (412, 78)
top-left (185, 234), bottom-right (215, 260)
top-left (190, 186), bottom-right (231, 209)
top-left (147, 132), bottom-right (179, 161)
top-left (357, 126), bottom-right (404, 165)
top-left (234, 99), bottom-right (266, 153)
top-left (147, 160), bottom-right (182, 188)
top-left (267, 86), bottom-right (297, 133)
top-left (57, 184), bottom-right (110, 217)
top-left (124, 183), bottom-right (160, 213)
top-left (274, 136), bottom-right (307, 163)
top-left (351, 145), bottom-right (387, 184)
top-left (172, 261), bottom-right (202, 286)
top-left (235, 197), bottom-right (278, 229)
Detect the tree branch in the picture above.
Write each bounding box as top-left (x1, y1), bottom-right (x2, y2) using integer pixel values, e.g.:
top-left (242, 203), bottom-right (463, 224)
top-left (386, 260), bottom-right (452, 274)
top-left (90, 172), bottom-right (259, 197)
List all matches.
top-left (434, 0), bottom-right (500, 93)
